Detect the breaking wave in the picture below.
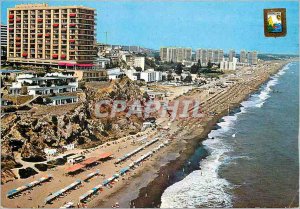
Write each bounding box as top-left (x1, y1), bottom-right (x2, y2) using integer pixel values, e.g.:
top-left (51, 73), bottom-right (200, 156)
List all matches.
top-left (160, 63), bottom-right (292, 208)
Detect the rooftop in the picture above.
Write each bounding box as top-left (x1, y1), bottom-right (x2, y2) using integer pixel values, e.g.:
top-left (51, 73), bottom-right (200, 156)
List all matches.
top-left (49, 96), bottom-right (78, 101)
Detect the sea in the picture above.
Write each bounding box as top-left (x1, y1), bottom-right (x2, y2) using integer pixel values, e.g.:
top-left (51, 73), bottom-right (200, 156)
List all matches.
top-left (160, 62), bottom-right (299, 208)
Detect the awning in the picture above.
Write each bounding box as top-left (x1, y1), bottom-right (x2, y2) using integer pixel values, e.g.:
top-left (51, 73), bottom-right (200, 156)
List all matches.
top-left (80, 157), bottom-right (98, 166)
top-left (58, 62), bottom-right (67, 66)
top-left (76, 64), bottom-right (94, 67)
top-left (98, 152), bottom-right (112, 160)
top-left (66, 164), bottom-right (85, 173)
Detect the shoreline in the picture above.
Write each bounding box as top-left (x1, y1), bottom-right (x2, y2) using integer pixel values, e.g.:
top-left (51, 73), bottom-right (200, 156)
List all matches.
top-left (94, 60), bottom-right (292, 208)
top-left (1, 60), bottom-right (293, 208)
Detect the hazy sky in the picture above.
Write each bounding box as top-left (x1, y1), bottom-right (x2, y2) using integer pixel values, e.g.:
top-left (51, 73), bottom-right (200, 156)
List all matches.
top-left (1, 0), bottom-right (299, 54)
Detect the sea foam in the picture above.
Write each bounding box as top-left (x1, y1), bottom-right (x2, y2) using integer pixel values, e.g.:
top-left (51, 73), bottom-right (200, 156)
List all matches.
top-left (160, 63), bottom-right (292, 208)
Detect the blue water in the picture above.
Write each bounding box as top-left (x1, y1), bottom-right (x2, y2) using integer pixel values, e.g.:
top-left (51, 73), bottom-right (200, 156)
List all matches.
top-left (160, 62), bottom-right (299, 208)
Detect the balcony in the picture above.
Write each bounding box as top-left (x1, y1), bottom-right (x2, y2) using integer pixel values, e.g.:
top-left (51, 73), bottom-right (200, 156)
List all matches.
top-left (22, 53), bottom-right (28, 57)
top-left (69, 13), bottom-right (76, 17)
top-left (69, 24), bottom-right (76, 27)
top-left (53, 23), bottom-right (59, 27)
top-left (38, 19), bottom-right (43, 23)
top-left (61, 54), bottom-right (66, 59)
top-left (37, 33), bottom-right (43, 37)
top-left (9, 15), bottom-right (14, 19)
top-left (16, 18), bottom-right (21, 23)
top-left (52, 54), bottom-right (58, 59)
top-left (9, 19), bottom-right (14, 23)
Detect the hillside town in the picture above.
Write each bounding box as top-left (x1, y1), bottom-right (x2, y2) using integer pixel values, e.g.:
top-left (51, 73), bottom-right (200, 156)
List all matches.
top-left (0, 3), bottom-right (297, 209)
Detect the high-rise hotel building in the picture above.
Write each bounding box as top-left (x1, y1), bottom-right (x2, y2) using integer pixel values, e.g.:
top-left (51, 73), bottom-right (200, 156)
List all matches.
top-left (195, 48), bottom-right (224, 65)
top-left (160, 47), bottom-right (192, 63)
top-left (7, 4), bottom-right (97, 68)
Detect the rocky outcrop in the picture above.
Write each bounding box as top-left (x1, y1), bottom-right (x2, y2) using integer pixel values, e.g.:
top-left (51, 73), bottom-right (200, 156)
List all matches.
top-left (1, 77), bottom-right (143, 178)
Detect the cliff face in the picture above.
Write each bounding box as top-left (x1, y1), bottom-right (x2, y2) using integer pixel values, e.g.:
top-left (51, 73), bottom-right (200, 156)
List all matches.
top-left (1, 77), bottom-right (143, 178)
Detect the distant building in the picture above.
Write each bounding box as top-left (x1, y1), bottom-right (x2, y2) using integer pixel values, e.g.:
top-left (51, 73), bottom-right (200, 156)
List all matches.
top-left (228, 49), bottom-right (235, 62)
top-left (240, 50), bottom-right (247, 63)
top-left (197, 49), bottom-right (223, 65)
top-left (196, 49), bottom-right (223, 65)
top-left (1, 24), bottom-right (7, 60)
top-left (129, 46), bottom-right (141, 53)
top-left (247, 51), bottom-right (258, 65)
top-left (160, 47), bottom-right (192, 63)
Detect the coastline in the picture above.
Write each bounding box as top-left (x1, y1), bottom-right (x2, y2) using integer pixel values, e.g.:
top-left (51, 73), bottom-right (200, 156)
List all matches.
top-left (93, 60), bottom-right (293, 208)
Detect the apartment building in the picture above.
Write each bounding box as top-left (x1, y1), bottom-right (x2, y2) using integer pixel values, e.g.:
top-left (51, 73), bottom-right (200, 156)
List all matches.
top-left (7, 4), bottom-right (96, 68)
top-left (247, 51), bottom-right (258, 65)
top-left (240, 50), bottom-right (247, 63)
top-left (1, 24), bottom-right (7, 59)
top-left (133, 56), bottom-right (145, 70)
top-left (228, 49), bottom-right (235, 62)
top-left (9, 72), bottom-right (78, 96)
top-left (160, 47), bottom-right (192, 63)
top-left (195, 48), bottom-right (224, 65)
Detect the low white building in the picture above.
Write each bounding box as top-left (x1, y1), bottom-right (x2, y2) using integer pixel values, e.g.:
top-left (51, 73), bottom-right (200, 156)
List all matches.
top-left (9, 73), bottom-right (78, 96)
top-left (107, 68), bottom-right (125, 80)
top-left (96, 56), bottom-right (111, 68)
top-left (47, 95), bottom-right (78, 106)
top-left (63, 143), bottom-right (75, 150)
top-left (220, 57), bottom-right (238, 70)
top-left (44, 148), bottom-right (57, 156)
top-left (67, 154), bottom-right (85, 164)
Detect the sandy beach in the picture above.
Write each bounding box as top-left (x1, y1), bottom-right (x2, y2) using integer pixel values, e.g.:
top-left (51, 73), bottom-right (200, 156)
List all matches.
top-left (1, 60), bottom-right (291, 208)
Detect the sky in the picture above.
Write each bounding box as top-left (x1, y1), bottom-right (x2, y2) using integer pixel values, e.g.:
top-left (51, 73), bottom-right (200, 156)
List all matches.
top-left (1, 0), bottom-right (299, 54)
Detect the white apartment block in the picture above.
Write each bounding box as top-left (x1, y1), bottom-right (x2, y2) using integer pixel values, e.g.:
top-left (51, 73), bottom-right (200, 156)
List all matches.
top-left (133, 56), bottom-right (145, 70)
top-left (160, 47), bottom-right (192, 63)
top-left (220, 57), bottom-right (238, 71)
top-left (9, 72), bottom-right (78, 96)
top-left (140, 69), bottom-right (162, 82)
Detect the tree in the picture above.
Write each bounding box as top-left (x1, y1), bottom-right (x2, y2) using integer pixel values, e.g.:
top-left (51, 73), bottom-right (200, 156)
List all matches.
top-left (154, 54), bottom-right (161, 61)
top-left (184, 75), bottom-right (192, 83)
top-left (207, 60), bottom-right (213, 69)
top-left (167, 72), bottom-right (173, 81)
top-left (175, 63), bottom-right (183, 75)
top-left (135, 67), bottom-right (143, 72)
top-left (156, 66), bottom-right (164, 71)
top-left (190, 64), bottom-right (199, 74)
top-left (197, 59), bottom-right (202, 68)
